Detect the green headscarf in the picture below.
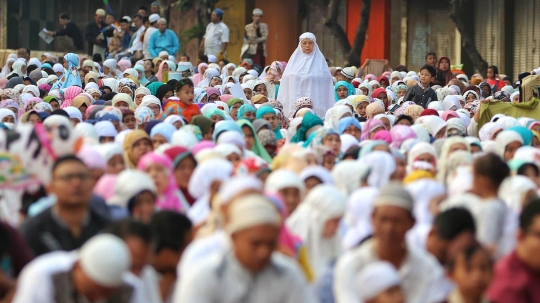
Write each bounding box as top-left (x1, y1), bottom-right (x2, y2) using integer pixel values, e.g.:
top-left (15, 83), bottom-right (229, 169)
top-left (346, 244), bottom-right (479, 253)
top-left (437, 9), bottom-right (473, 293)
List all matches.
top-left (227, 98), bottom-right (244, 113)
top-left (43, 96), bottom-right (59, 103)
top-left (237, 119), bottom-right (273, 163)
top-left (255, 105), bottom-right (282, 140)
top-left (291, 112), bottom-right (324, 143)
top-left (146, 81), bottom-right (164, 96)
top-left (190, 115), bottom-right (214, 136)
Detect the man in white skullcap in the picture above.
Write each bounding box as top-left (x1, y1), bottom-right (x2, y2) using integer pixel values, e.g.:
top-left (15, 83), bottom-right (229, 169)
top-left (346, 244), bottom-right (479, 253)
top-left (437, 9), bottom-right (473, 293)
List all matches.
top-left (12, 234), bottom-right (143, 303)
top-left (175, 194), bottom-right (314, 302)
top-left (334, 182), bottom-right (449, 303)
top-left (356, 261), bottom-right (404, 303)
top-left (242, 8), bottom-right (268, 66)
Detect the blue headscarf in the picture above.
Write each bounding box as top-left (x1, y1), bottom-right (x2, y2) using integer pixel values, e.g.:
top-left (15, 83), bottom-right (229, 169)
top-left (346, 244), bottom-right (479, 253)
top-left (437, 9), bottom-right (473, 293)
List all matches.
top-left (237, 104), bottom-right (257, 122)
top-left (50, 53), bottom-right (81, 91)
top-left (338, 117), bottom-right (362, 135)
top-left (256, 105), bottom-right (282, 140)
top-left (213, 120), bottom-right (243, 141)
top-left (334, 80), bottom-right (355, 101)
top-left (134, 65), bottom-right (148, 86)
top-left (150, 122), bottom-right (176, 142)
top-left (508, 126), bottom-right (533, 146)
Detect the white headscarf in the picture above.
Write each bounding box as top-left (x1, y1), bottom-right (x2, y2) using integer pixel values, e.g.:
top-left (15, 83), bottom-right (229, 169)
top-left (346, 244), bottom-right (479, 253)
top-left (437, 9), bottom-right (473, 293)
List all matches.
top-left (342, 186), bottom-right (379, 249)
top-left (495, 130), bottom-right (523, 160)
top-left (331, 160), bottom-right (370, 197)
top-left (358, 151), bottom-right (396, 188)
top-left (108, 169), bottom-right (156, 208)
top-left (442, 95), bottom-right (461, 111)
top-left (286, 184), bottom-right (346, 277)
top-left (277, 32), bottom-right (334, 119)
top-left (7, 60), bottom-right (26, 78)
top-left (416, 115), bottom-right (447, 137)
top-left (324, 105), bottom-right (352, 130)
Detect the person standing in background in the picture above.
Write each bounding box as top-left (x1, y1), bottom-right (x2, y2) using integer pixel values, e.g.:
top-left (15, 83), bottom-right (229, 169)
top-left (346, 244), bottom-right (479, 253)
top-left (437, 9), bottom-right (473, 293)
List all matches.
top-left (45, 13), bottom-right (84, 51)
top-left (143, 14), bottom-right (160, 59)
top-left (85, 9), bottom-right (107, 57)
top-left (243, 8), bottom-right (268, 67)
top-left (150, 2), bottom-right (160, 14)
top-left (200, 8), bottom-right (229, 60)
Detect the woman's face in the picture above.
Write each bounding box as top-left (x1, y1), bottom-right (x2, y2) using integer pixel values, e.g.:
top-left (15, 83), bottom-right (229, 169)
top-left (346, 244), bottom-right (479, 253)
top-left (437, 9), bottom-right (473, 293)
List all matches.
top-left (210, 77), bottom-right (222, 87)
top-left (161, 90), bottom-right (174, 102)
top-left (231, 103), bottom-right (242, 120)
top-left (8, 107), bottom-right (17, 118)
top-left (337, 86), bottom-right (348, 99)
top-left (103, 66), bottom-right (111, 75)
top-left (304, 177), bottom-right (322, 195)
top-left (360, 87), bottom-right (369, 96)
top-left (131, 139), bottom-right (153, 164)
top-left (208, 93), bottom-right (220, 102)
top-left (200, 66), bottom-right (207, 75)
top-left (114, 101), bottom-right (129, 109)
top-left (135, 94), bottom-right (145, 106)
top-left (123, 114), bottom-right (136, 130)
top-left (369, 127), bottom-right (383, 139)
top-left (323, 134), bottom-right (341, 155)
top-left (242, 125), bottom-right (255, 150)
top-left (1, 115), bottom-right (14, 123)
top-left (504, 141), bottom-right (523, 161)
top-left (397, 89), bottom-right (407, 99)
top-left (533, 137), bottom-right (540, 148)
top-left (21, 65), bottom-right (27, 75)
top-left (466, 93), bottom-right (477, 103)
top-left (152, 134), bottom-right (168, 149)
top-left (228, 66), bottom-right (235, 75)
top-left (262, 113), bottom-right (278, 130)
top-left (79, 105), bottom-right (88, 120)
top-left (144, 60), bottom-right (153, 72)
top-left (162, 63), bottom-right (169, 72)
top-left (513, 94), bottom-right (520, 103)
top-left (378, 92), bottom-right (389, 106)
top-left (243, 111), bottom-right (256, 121)
top-left (107, 154), bottom-right (126, 174)
top-left (301, 39), bottom-right (315, 54)
top-left (254, 84), bottom-right (268, 97)
top-left (210, 114), bottom-right (224, 123)
top-left (144, 163), bottom-right (169, 195)
top-left (439, 59), bottom-right (450, 71)
top-left (356, 102), bottom-right (368, 117)
top-left (91, 93), bottom-right (101, 101)
top-left (146, 104), bottom-right (160, 118)
top-left (397, 119), bottom-right (411, 126)
top-left (121, 87), bottom-right (133, 97)
top-left (343, 124), bottom-right (361, 140)
top-left (392, 158), bottom-right (407, 181)
top-left (226, 153), bottom-right (242, 166)
top-left (322, 217), bottom-right (342, 238)
top-left (416, 153), bottom-right (435, 166)
top-left (174, 156), bottom-right (196, 189)
top-left (279, 187), bottom-right (301, 213)
top-left (323, 154), bottom-right (336, 171)
top-left (435, 126), bottom-right (447, 139)
top-left (28, 113), bottom-right (41, 124)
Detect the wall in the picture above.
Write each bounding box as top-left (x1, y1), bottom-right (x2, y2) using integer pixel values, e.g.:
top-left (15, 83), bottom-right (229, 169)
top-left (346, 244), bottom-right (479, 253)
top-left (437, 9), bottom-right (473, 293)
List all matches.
top-left (346, 0), bottom-right (391, 65)
top-left (216, 0), bottom-right (247, 63)
top-left (168, 3), bottom-right (199, 62)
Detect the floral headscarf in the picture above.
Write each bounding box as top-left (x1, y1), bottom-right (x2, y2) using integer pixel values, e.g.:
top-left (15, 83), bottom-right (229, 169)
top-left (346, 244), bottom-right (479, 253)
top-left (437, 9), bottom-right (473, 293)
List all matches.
top-left (159, 103), bottom-right (183, 122)
top-left (24, 97), bottom-right (43, 112)
top-left (3, 88), bottom-right (22, 107)
top-left (135, 107), bottom-right (154, 125)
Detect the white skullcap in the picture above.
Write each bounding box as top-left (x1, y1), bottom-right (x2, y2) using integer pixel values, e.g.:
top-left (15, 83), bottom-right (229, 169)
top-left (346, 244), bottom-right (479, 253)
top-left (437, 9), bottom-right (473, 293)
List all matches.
top-left (159, 51), bottom-right (169, 57)
top-left (53, 63), bottom-right (64, 73)
top-left (95, 9), bottom-right (106, 16)
top-left (218, 176), bottom-right (263, 205)
top-left (227, 194), bottom-right (281, 234)
top-left (149, 14), bottom-right (160, 23)
top-left (355, 261), bottom-right (401, 301)
top-left (253, 8), bottom-right (263, 15)
top-left (374, 181), bottom-right (414, 212)
top-left (208, 55), bottom-right (217, 63)
top-left (157, 17), bottom-right (167, 24)
top-left (79, 234), bottom-right (131, 287)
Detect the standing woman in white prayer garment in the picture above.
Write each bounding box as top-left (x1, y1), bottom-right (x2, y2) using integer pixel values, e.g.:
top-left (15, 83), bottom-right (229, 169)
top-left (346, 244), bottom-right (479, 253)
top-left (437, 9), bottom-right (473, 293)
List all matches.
top-left (278, 32), bottom-right (334, 119)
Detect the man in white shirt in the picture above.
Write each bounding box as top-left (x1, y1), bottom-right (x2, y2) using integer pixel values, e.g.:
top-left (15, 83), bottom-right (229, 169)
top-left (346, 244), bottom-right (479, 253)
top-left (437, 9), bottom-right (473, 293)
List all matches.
top-left (174, 194), bottom-right (313, 303)
top-left (200, 8), bottom-right (229, 58)
top-left (334, 182), bottom-right (448, 303)
top-left (12, 234), bottom-right (144, 303)
top-left (143, 13), bottom-right (160, 59)
top-left (123, 13), bottom-right (145, 59)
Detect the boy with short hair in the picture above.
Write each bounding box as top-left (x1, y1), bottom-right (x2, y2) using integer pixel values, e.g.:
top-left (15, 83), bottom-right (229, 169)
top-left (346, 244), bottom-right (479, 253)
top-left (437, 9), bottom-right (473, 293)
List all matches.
top-left (403, 64), bottom-right (438, 108)
top-left (425, 52), bottom-right (437, 67)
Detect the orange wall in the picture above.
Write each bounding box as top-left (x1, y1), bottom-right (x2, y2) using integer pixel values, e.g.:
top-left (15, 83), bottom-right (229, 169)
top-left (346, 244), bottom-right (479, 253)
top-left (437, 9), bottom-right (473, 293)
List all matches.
top-left (346, 0), bottom-right (391, 63)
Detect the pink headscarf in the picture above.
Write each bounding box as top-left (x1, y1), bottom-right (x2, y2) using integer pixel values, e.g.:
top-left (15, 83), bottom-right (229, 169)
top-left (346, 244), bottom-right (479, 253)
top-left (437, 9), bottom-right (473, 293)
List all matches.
top-left (364, 74), bottom-right (376, 81)
top-left (373, 130), bottom-right (392, 144)
top-left (192, 63), bottom-right (208, 86)
top-left (205, 87), bottom-right (221, 98)
top-left (38, 84), bottom-right (51, 91)
top-left (0, 78), bottom-right (8, 89)
top-left (361, 119), bottom-right (386, 141)
top-left (155, 61), bottom-right (169, 82)
top-left (61, 86), bottom-right (83, 108)
top-left (263, 61), bottom-right (284, 82)
top-left (219, 94), bottom-right (233, 103)
top-left (118, 59), bottom-right (132, 71)
top-left (137, 152), bottom-right (184, 212)
top-left (94, 174), bottom-right (118, 201)
top-left (192, 141), bottom-right (215, 155)
top-left (441, 110), bottom-right (460, 121)
top-left (390, 125), bottom-right (417, 149)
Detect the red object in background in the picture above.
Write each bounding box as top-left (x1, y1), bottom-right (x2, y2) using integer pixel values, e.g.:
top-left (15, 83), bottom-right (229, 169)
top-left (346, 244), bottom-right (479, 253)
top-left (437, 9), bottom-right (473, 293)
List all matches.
top-left (346, 0), bottom-right (391, 64)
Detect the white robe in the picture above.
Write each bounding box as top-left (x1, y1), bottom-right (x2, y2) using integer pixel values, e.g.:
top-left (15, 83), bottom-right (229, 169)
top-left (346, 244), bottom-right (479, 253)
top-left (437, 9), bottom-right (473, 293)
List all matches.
top-left (277, 32), bottom-right (334, 119)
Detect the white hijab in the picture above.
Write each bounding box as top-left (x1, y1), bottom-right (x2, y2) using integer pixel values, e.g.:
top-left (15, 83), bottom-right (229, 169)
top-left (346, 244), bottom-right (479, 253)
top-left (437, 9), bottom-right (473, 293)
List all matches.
top-left (277, 32), bottom-right (334, 119)
top-left (286, 184), bottom-right (346, 278)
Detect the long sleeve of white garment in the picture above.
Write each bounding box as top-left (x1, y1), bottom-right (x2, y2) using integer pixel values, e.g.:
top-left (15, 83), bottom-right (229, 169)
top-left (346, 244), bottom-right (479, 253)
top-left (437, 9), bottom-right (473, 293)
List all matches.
top-left (468, 118), bottom-right (479, 137)
top-left (333, 250), bottom-right (361, 303)
top-left (127, 26), bottom-right (145, 53)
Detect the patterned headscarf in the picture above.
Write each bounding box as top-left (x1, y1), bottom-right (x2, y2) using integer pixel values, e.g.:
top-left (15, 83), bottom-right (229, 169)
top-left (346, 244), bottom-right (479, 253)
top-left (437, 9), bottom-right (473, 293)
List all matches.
top-left (135, 107), bottom-right (155, 125)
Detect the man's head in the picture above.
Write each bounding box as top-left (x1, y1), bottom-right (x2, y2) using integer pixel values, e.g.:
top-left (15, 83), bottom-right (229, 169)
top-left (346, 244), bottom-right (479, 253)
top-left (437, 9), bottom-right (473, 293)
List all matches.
top-left (106, 14), bottom-right (116, 26)
top-left (150, 1), bottom-right (160, 14)
top-left (17, 48), bottom-right (29, 61)
top-left (138, 6), bottom-right (148, 17)
top-left (419, 64), bottom-right (436, 85)
top-left (105, 220), bottom-right (153, 277)
top-left (132, 14), bottom-right (143, 28)
top-left (426, 208), bottom-right (477, 265)
top-left (211, 8), bottom-right (224, 23)
top-left (252, 8), bottom-right (263, 24)
top-left (517, 200), bottom-right (540, 271)
top-left (73, 234), bottom-right (131, 302)
top-left (119, 18), bottom-right (130, 32)
top-left (473, 153), bottom-right (510, 196)
top-left (157, 18), bottom-right (167, 33)
top-left (150, 211), bottom-right (192, 273)
top-left (227, 194), bottom-right (281, 272)
top-left (371, 182), bottom-right (415, 246)
top-left (59, 13), bottom-right (69, 26)
top-left (425, 52), bottom-right (437, 67)
top-left (94, 9), bottom-right (106, 24)
top-left (148, 14), bottom-right (160, 27)
top-left (49, 155), bottom-right (93, 207)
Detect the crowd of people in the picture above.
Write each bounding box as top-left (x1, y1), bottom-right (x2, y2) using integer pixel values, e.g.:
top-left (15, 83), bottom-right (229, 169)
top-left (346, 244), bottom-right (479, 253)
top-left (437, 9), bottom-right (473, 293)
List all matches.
top-left (0, 2), bottom-right (539, 303)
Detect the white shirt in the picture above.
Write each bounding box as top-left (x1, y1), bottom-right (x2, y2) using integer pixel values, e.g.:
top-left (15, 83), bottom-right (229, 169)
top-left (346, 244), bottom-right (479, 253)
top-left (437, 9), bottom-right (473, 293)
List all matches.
top-left (127, 25), bottom-right (146, 53)
top-left (174, 249), bottom-right (314, 303)
top-left (333, 239), bottom-right (448, 303)
top-left (179, 230), bottom-right (228, 276)
top-left (12, 251), bottom-right (144, 303)
top-left (204, 22), bottom-right (230, 56)
top-left (143, 27), bottom-right (159, 58)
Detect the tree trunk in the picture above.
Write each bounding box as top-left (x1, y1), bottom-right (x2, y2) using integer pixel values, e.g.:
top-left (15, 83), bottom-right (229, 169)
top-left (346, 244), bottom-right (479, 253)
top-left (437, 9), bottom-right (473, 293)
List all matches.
top-left (449, 0), bottom-right (488, 77)
top-left (324, 0), bottom-right (352, 55)
top-left (344, 0), bottom-right (371, 66)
